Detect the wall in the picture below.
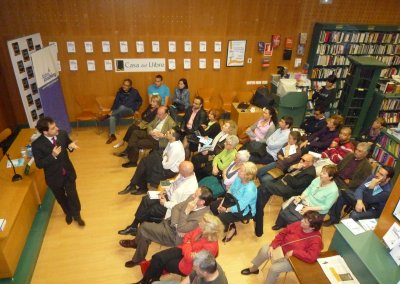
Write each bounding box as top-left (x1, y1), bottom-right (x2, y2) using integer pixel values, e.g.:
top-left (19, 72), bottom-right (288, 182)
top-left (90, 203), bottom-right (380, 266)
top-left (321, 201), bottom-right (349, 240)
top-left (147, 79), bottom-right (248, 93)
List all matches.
top-left (0, 0), bottom-right (399, 126)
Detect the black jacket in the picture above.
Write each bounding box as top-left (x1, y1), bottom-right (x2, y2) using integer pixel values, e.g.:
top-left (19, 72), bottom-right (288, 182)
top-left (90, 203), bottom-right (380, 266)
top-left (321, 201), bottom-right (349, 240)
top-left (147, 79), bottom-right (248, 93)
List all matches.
top-left (181, 107), bottom-right (207, 134)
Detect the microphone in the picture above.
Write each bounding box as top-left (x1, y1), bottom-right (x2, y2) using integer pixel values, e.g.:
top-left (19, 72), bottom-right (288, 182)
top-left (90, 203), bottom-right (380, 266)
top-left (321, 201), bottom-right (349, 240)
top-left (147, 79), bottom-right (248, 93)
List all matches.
top-left (5, 152), bottom-right (23, 182)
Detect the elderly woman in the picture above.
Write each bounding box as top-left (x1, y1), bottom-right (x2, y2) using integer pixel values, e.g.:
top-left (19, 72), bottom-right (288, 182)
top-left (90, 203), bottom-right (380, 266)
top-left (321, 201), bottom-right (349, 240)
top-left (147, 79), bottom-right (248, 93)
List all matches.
top-left (194, 135), bottom-right (239, 181)
top-left (199, 150), bottom-right (251, 198)
top-left (210, 162), bottom-right (258, 242)
top-left (133, 213), bottom-right (224, 284)
top-left (241, 211), bottom-right (324, 284)
top-left (272, 165), bottom-right (339, 230)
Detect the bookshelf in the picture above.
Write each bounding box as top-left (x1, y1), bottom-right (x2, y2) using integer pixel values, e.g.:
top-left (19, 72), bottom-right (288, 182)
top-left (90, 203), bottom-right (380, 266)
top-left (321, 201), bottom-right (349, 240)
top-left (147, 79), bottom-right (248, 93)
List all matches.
top-left (307, 23), bottom-right (400, 115)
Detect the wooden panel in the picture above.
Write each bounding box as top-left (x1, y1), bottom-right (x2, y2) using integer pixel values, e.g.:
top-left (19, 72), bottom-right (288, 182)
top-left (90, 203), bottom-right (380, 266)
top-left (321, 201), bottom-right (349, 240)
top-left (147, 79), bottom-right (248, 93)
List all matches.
top-left (0, 0), bottom-right (399, 124)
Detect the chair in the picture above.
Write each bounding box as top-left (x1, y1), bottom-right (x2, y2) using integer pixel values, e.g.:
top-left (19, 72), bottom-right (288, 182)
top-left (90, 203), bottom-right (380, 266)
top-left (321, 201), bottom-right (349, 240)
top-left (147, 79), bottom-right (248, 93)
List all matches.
top-left (196, 88), bottom-right (216, 111)
top-left (0, 128), bottom-right (12, 159)
top-left (219, 90), bottom-right (237, 112)
top-left (234, 90), bottom-right (254, 103)
top-left (75, 95), bottom-right (100, 133)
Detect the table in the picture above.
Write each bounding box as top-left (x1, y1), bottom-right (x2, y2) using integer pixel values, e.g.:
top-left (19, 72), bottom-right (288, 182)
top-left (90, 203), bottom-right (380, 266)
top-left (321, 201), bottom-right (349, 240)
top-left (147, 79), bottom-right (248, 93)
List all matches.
top-left (230, 103), bottom-right (263, 133)
top-left (0, 129), bottom-right (47, 279)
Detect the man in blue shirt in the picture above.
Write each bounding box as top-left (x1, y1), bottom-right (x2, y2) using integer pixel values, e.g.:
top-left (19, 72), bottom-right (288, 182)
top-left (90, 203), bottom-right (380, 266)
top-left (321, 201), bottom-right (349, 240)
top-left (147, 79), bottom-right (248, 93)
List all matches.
top-left (106, 79), bottom-right (142, 144)
top-left (148, 74), bottom-right (170, 106)
top-left (323, 165), bottom-right (394, 226)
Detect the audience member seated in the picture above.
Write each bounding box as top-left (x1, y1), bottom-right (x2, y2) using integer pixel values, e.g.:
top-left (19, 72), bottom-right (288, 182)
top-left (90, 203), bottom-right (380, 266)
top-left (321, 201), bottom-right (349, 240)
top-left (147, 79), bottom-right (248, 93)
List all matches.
top-left (148, 74), bottom-right (170, 106)
top-left (187, 109), bottom-right (222, 151)
top-left (323, 165), bottom-right (394, 226)
top-left (314, 127), bottom-right (354, 175)
top-left (359, 117), bottom-right (385, 145)
top-left (240, 106), bottom-right (277, 151)
top-left (248, 116), bottom-right (293, 165)
top-left (241, 211), bottom-right (323, 284)
top-left (256, 131), bottom-right (302, 185)
top-left (113, 94), bottom-right (161, 150)
top-left (199, 150), bottom-right (250, 198)
top-left (311, 74), bottom-right (337, 118)
top-left (334, 142), bottom-right (372, 191)
top-left (300, 105), bottom-right (327, 135)
top-left (117, 161), bottom-right (198, 236)
top-left (169, 78), bottom-right (191, 122)
top-left (106, 79), bottom-right (143, 144)
top-left (272, 165), bottom-right (338, 230)
top-left (194, 135), bottom-right (239, 181)
top-left (118, 128), bottom-right (184, 195)
top-left (133, 214), bottom-right (223, 284)
top-left (255, 154), bottom-right (316, 237)
top-left (181, 96), bottom-right (208, 135)
top-left (119, 187), bottom-right (213, 268)
top-left (121, 106), bottom-right (176, 168)
top-left (300, 114), bottom-right (343, 154)
top-left (210, 162), bottom-right (258, 242)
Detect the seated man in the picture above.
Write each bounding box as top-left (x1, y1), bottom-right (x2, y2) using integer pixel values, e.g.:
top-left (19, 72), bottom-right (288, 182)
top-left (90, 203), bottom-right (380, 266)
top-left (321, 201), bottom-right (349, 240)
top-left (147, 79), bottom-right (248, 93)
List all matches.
top-left (106, 79), bottom-right (142, 144)
top-left (248, 116), bottom-right (293, 165)
top-left (119, 187), bottom-right (213, 268)
top-left (181, 96), bottom-right (207, 136)
top-left (148, 74), bottom-right (170, 106)
top-left (118, 161), bottom-right (198, 236)
top-left (300, 105), bottom-right (327, 135)
top-left (254, 154), bottom-right (316, 237)
top-left (118, 128), bottom-right (185, 195)
top-left (122, 106), bottom-right (176, 168)
top-left (324, 165), bottom-right (394, 226)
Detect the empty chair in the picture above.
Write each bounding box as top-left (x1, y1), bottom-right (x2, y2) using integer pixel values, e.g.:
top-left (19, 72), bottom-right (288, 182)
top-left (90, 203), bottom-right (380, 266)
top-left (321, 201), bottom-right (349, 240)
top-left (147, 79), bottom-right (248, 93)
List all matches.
top-left (75, 95), bottom-right (100, 133)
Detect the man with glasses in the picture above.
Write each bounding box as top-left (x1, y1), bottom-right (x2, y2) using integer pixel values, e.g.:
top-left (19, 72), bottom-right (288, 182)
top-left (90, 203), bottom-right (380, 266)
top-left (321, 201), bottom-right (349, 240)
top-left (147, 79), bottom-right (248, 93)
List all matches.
top-left (181, 96), bottom-right (207, 135)
top-left (148, 74), bottom-right (170, 106)
top-left (300, 105), bottom-right (326, 135)
top-left (106, 79), bottom-right (142, 144)
top-left (254, 153), bottom-right (316, 237)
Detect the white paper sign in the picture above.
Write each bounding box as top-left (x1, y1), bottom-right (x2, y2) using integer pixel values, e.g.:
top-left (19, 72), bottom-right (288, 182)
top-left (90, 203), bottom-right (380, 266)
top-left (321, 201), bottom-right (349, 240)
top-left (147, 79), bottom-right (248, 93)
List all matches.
top-left (67, 41), bottom-right (76, 53)
top-left (87, 60), bottom-right (96, 71)
top-left (84, 41), bottom-right (93, 53)
top-left (199, 58), bottom-right (206, 69)
top-left (120, 41), bottom-right (128, 53)
top-left (184, 41), bottom-right (192, 52)
top-left (114, 58), bottom-right (166, 72)
top-left (199, 41), bottom-right (207, 52)
top-left (102, 41), bottom-right (110, 53)
top-left (168, 41), bottom-right (176, 53)
top-left (152, 41), bottom-right (160, 53)
top-left (168, 59), bottom-right (176, 70)
top-left (69, 59), bottom-right (78, 71)
top-left (294, 58), bottom-right (302, 68)
top-left (136, 41), bottom-right (144, 53)
top-left (214, 41), bottom-right (222, 52)
top-left (49, 42), bottom-right (58, 53)
top-left (183, 58), bottom-right (191, 69)
top-left (104, 60), bottom-right (113, 71)
top-left (213, 59), bottom-right (221, 69)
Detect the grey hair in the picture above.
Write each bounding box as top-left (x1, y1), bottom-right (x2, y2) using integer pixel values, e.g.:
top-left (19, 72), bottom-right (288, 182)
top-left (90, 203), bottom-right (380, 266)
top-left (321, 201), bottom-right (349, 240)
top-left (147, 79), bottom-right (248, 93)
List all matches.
top-left (226, 135), bottom-right (239, 148)
top-left (236, 150), bottom-right (250, 162)
top-left (193, 250), bottom-right (217, 274)
top-left (357, 142), bottom-right (371, 153)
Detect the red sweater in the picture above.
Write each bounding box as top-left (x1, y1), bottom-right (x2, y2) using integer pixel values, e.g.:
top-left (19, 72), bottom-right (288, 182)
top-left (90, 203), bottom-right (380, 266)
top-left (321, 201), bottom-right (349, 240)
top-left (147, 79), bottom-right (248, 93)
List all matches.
top-left (177, 227), bottom-right (219, 275)
top-left (270, 221), bottom-right (323, 263)
top-left (321, 139), bottom-right (354, 164)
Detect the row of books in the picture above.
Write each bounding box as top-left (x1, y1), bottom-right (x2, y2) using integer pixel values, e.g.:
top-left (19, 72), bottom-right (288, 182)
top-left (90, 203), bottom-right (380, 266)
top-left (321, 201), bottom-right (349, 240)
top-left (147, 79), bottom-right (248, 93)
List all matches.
top-left (380, 67), bottom-right (400, 78)
top-left (310, 67), bottom-right (349, 79)
top-left (379, 81), bottom-right (400, 94)
top-left (377, 134), bottom-right (400, 156)
top-left (318, 31), bottom-right (400, 44)
top-left (380, 98), bottom-right (400, 110)
top-left (372, 147), bottom-right (398, 168)
top-left (316, 43), bottom-right (400, 56)
top-left (379, 112), bottom-right (400, 124)
top-left (314, 55), bottom-right (350, 66)
top-left (375, 55), bottom-right (400, 66)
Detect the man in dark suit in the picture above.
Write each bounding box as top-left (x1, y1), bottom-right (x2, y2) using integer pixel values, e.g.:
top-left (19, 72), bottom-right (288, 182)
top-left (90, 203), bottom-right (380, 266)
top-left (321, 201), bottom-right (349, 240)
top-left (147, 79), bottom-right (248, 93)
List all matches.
top-left (32, 117), bottom-right (85, 226)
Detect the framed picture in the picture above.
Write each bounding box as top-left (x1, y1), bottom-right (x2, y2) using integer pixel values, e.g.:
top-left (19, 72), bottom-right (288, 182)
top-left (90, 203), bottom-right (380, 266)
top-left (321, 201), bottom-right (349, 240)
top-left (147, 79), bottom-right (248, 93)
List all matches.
top-left (226, 40), bottom-right (246, 67)
top-left (393, 198), bottom-right (400, 222)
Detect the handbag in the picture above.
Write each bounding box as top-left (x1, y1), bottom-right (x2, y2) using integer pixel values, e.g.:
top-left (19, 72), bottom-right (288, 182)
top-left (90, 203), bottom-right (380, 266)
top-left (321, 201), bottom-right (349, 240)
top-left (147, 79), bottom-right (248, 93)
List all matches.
top-left (267, 168), bottom-right (284, 179)
top-left (221, 192), bottom-right (238, 209)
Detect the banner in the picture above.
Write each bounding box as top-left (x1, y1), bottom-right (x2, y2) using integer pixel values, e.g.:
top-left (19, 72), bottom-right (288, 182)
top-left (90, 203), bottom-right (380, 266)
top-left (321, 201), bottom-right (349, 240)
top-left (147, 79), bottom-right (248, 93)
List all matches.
top-left (115, 58), bottom-right (166, 72)
top-left (31, 45), bottom-right (71, 132)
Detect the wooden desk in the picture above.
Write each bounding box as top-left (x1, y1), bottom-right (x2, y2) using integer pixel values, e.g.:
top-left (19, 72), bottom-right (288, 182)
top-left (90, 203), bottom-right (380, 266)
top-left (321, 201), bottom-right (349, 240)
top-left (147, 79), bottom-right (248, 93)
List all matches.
top-left (230, 103), bottom-right (262, 133)
top-left (289, 251), bottom-right (336, 284)
top-left (0, 129), bottom-right (47, 279)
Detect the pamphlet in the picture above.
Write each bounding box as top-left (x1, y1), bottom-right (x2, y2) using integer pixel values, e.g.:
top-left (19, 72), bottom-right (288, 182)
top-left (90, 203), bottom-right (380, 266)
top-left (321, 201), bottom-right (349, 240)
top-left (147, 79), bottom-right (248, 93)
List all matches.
top-left (358, 219), bottom-right (377, 231)
top-left (341, 218), bottom-right (365, 235)
top-left (383, 222), bottom-right (400, 250)
top-left (318, 255), bottom-right (360, 284)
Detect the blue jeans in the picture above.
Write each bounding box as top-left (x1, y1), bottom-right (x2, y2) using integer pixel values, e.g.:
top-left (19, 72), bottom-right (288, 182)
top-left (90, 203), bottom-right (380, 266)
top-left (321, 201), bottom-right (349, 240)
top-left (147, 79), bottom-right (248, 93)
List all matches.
top-left (109, 105), bottom-right (134, 135)
top-left (257, 162), bottom-right (277, 185)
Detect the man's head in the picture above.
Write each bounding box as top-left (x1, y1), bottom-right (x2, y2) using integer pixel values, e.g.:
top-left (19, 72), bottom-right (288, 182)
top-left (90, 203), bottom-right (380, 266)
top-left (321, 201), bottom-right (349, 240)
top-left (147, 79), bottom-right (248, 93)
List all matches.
top-left (192, 250), bottom-right (218, 278)
top-left (179, 161), bottom-right (194, 178)
top-left (36, 117), bottom-right (59, 137)
top-left (154, 74), bottom-right (163, 88)
top-left (300, 154), bottom-right (315, 168)
top-left (339, 127), bottom-right (352, 143)
top-left (278, 116), bottom-right (293, 130)
top-left (122, 79), bottom-right (132, 92)
top-left (354, 142), bottom-right (370, 160)
top-left (194, 186), bottom-right (213, 207)
top-left (375, 166), bottom-right (394, 185)
top-left (314, 105), bottom-right (325, 119)
top-left (156, 106), bottom-right (168, 120)
top-left (166, 128), bottom-right (180, 142)
top-left (326, 74), bottom-right (337, 88)
top-left (192, 96), bottom-right (204, 110)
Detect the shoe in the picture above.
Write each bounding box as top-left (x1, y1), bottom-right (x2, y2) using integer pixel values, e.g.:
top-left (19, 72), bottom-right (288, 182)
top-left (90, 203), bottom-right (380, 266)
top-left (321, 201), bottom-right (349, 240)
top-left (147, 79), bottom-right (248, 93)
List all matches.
top-left (322, 219), bottom-right (338, 227)
top-left (222, 228), bottom-right (237, 243)
top-left (65, 215), bottom-right (73, 225)
top-left (118, 185), bottom-right (136, 195)
top-left (75, 218), bottom-right (85, 226)
top-left (106, 134), bottom-right (117, 144)
top-left (113, 141), bottom-right (124, 148)
top-left (122, 162), bottom-right (137, 168)
top-left (241, 268), bottom-right (259, 275)
top-left (118, 226), bottom-right (138, 236)
top-left (131, 189), bottom-right (147, 195)
top-left (271, 224), bottom-right (283, 231)
top-left (125, 260), bottom-right (140, 268)
top-left (113, 150), bottom-right (127, 157)
top-left (119, 239), bottom-right (137, 249)
top-left (99, 114), bottom-right (110, 121)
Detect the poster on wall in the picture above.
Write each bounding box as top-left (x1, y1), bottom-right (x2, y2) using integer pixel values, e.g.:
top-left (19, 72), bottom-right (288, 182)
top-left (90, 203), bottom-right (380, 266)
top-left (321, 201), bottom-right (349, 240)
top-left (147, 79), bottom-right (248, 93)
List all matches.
top-left (226, 40), bottom-right (246, 67)
top-left (7, 33), bottom-right (44, 128)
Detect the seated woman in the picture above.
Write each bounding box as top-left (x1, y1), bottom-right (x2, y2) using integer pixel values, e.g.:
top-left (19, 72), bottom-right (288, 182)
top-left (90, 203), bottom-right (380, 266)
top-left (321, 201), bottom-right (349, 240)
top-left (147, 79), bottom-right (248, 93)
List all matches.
top-left (169, 78), bottom-right (190, 122)
top-left (194, 135), bottom-right (239, 181)
top-left (199, 150), bottom-right (250, 198)
top-left (272, 164), bottom-right (339, 230)
top-left (133, 213), bottom-right (224, 284)
top-left (257, 130), bottom-right (302, 185)
top-left (113, 94), bottom-right (161, 150)
top-left (210, 162), bottom-right (258, 242)
top-left (241, 211), bottom-right (324, 284)
top-left (240, 106), bottom-right (277, 153)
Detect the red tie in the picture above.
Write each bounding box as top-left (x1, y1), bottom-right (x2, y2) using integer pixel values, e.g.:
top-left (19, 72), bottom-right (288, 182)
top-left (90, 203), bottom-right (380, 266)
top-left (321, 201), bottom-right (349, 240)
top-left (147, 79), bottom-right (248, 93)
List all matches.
top-left (52, 137), bottom-right (57, 146)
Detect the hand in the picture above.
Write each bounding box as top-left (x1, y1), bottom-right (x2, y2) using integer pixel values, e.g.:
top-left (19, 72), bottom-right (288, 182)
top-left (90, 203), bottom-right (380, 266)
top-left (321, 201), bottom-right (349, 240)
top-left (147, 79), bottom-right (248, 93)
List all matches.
top-left (294, 196), bottom-right (302, 205)
top-left (285, 250), bottom-right (294, 258)
top-left (355, 200), bottom-right (366, 213)
top-left (344, 179), bottom-right (350, 185)
top-left (217, 205), bottom-right (227, 213)
top-left (68, 141), bottom-right (79, 150)
top-left (268, 246), bottom-right (274, 259)
top-left (277, 154), bottom-right (284, 160)
top-left (300, 206), bottom-right (310, 215)
top-left (159, 194), bottom-right (166, 205)
top-left (212, 167), bottom-right (219, 176)
top-left (52, 146), bottom-right (61, 158)
top-left (368, 178), bottom-right (381, 189)
top-left (201, 124), bottom-right (207, 129)
top-left (201, 150), bottom-right (208, 155)
top-left (300, 141), bottom-right (308, 149)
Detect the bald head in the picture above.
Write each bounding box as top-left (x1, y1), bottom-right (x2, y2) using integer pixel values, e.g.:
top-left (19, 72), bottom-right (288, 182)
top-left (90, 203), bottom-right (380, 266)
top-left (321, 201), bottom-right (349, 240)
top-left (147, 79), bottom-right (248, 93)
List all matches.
top-left (157, 106), bottom-right (168, 120)
top-left (179, 161), bottom-right (194, 177)
top-left (301, 153), bottom-right (315, 168)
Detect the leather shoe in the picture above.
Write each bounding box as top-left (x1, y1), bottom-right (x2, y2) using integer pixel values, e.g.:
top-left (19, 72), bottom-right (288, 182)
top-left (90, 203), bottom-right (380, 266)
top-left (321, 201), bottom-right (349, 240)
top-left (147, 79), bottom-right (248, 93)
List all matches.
top-left (272, 224), bottom-right (283, 231)
top-left (241, 268), bottom-right (259, 275)
top-left (131, 189), bottom-right (147, 195)
top-left (222, 228), bottom-right (237, 243)
top-left (118, 226), bottom-right (138, 236)
top-left (75, 218), bottom-right (85, 226)
top-left (125, 260), bottom-right (140, 268)
top-left (113, 150), bottom-right (127, 157)
top-left (106, 134), bottom-right (117, 144)
top-left (118, 185), bottom-right (136, 195)
top-left (65, 215), bottom-right (73, 225)
top-left (122, 162), bottom-right (137, 168)
top-left (119, 239), bottom-right (137, 249)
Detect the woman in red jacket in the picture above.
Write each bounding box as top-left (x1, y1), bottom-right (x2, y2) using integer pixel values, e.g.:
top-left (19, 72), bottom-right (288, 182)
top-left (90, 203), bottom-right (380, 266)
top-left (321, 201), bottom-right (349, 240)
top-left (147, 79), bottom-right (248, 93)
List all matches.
top-left (133, 213), bottom-right (223, 284)
top-left (240, 211), bottom-right (323, 284)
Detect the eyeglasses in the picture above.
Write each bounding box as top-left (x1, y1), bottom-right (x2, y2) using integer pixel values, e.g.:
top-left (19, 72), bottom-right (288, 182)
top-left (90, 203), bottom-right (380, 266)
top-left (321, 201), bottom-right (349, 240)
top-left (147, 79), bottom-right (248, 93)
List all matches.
top-left (301, 158), bottom-right (312, 163)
